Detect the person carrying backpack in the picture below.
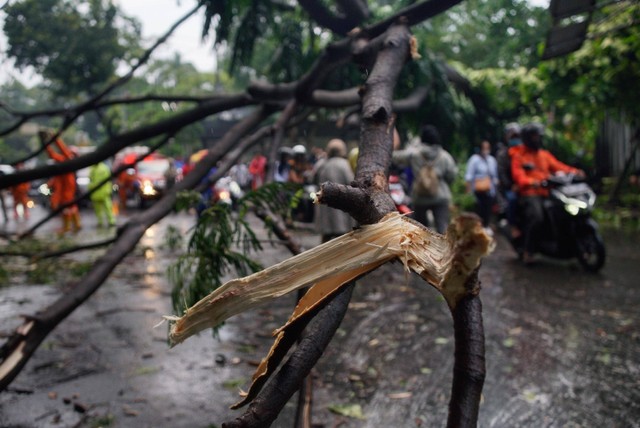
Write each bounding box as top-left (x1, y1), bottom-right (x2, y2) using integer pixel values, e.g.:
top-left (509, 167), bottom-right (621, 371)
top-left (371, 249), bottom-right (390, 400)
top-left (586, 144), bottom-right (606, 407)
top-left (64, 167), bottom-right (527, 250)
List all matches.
top-left (392, 124), bottom-right (458, 234)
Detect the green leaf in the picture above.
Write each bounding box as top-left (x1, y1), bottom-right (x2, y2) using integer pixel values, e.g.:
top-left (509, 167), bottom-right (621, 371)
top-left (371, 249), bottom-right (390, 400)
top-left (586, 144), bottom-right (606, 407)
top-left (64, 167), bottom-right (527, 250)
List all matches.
top-left (328, 403), bottom-right (366, 420)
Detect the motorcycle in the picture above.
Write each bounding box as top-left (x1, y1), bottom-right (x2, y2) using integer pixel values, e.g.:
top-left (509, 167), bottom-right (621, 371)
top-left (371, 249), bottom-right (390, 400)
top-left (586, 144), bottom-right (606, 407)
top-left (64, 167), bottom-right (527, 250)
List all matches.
top-left (500, 173), bottom-right (606, 272)
top-left (211, 176), bottom-right (244, 209)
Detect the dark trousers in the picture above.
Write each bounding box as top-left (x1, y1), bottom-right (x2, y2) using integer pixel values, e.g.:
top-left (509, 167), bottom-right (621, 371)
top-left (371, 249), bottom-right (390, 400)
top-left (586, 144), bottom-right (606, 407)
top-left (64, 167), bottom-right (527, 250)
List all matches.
top-left (474, 192), bottom-right (494, 227)
top-left (413, 202), bottom-right (450, 234)
top-left (520, 195), bottom-right (545, 254)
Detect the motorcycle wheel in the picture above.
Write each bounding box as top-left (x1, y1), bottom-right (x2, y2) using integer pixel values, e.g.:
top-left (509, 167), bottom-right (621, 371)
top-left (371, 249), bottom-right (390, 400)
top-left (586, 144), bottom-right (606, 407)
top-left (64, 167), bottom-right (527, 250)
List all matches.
top-left (576, 229), bottom-right (606, 272)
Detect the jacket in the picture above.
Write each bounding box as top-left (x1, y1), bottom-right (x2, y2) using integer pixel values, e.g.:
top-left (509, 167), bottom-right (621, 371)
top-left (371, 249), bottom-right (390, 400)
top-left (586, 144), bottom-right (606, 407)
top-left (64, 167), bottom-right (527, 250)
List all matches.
top-left (313, 156), bottom-right (355, 235)
top-left (511, 145), bottom-right (578, 196)
top-left (465, 153), bottom-right (498, 196)
top-left (89, 162), bottom-right (113, 201)
top-left (46, 139), bottom-right (77, 207)
top-left (392, 142), bottom-right (458, 205)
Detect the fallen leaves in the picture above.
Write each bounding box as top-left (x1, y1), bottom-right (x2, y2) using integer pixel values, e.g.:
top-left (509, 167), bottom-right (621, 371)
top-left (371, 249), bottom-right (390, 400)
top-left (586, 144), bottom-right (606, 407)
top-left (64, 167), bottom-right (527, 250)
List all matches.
top-left (328, 403), bottom-right (366, 419)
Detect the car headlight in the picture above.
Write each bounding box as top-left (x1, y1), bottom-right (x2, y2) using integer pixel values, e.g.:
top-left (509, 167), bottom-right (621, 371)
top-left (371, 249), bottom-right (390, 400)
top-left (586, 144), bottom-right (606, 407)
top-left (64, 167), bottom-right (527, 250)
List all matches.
top-left (141, 180), bottom-right (156, 196)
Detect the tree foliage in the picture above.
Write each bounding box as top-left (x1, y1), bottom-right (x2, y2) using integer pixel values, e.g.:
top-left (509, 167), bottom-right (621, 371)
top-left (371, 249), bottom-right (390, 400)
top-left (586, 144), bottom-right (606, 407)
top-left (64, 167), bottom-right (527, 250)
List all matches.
top-left (3, 0), bottom-right (140, 97)
top-left (418, 0), bottom-right (550, 69)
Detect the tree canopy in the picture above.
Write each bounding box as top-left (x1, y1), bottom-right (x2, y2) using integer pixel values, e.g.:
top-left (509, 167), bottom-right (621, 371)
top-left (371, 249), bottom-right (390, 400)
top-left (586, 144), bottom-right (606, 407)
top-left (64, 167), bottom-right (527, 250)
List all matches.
top-left (3, 0), bottom-right (141, 96)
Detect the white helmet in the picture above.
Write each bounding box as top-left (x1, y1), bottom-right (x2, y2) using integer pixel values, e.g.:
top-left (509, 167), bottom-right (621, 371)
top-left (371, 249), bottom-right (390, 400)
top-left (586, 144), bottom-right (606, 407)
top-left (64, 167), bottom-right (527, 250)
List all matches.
top-left (292, 144), bottom-right (307, 155)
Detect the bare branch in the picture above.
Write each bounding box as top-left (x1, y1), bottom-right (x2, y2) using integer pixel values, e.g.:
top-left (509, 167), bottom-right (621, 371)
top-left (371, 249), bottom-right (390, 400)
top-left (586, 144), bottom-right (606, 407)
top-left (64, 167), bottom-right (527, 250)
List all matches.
top-left (1, 4), bottom-right (201, 158)
top-left (0, 237), bottom-right (117, 260)
top-left (298, 0), bottom-right (364, 36)
top-left (0, 94), bottom-right (253, 190)
top-left (14, 133), bottom-right (175, 239)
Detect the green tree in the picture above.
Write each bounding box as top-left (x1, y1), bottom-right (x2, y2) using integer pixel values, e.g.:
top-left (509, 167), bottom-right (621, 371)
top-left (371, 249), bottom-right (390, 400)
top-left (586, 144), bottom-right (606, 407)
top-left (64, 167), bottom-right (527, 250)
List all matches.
top-left (418, 0), bottom-right (550, 69)
top-left (3, 0), bottom-right (141, 97)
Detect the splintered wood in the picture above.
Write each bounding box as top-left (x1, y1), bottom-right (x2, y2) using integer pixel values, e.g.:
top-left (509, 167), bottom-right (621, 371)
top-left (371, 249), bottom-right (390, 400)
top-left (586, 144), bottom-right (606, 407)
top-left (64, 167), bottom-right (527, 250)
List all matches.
top-left (167, 212), bottom-right (494, 347)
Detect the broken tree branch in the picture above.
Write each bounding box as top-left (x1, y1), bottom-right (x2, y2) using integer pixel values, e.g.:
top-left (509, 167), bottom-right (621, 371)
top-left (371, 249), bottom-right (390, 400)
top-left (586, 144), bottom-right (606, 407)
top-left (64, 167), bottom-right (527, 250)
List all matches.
top-left (0, 107), bottom-right (274, 392)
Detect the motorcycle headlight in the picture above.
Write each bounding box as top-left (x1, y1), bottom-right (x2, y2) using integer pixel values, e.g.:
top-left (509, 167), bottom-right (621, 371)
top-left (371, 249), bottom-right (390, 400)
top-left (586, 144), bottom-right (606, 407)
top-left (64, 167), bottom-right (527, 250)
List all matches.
top-left (564, 198), bottom-right (588, 216)
top-left (565, 204), bottom-right (581, 216)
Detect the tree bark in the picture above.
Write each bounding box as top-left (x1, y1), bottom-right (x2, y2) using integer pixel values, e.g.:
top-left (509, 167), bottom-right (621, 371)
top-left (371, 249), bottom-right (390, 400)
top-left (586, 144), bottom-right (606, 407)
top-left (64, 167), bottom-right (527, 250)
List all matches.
top-left (447, 273), bottom-right (486, 428)
top-left (221, 23), bottom-right (412, 428)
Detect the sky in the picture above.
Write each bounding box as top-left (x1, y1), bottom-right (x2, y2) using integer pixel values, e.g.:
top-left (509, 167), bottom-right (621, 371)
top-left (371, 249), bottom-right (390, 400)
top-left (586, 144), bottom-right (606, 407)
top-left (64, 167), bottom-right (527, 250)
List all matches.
top-left (0, 0), bottom-right (551, 87)
top-left (114, 0), bottom-right (218, 72)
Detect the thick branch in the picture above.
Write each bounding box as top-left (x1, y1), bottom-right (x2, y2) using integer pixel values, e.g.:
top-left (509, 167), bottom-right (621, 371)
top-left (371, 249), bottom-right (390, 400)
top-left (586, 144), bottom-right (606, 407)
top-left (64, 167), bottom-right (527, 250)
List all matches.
top-left (321, 24), bottom-right (413, 222)
top-left (298, 0), bottom-right (362, 36)
top-left (447, 291), bottom-right (486, 428)
top-left (222, 284), bottom-right (355, 428)
top-left (221, 23), bottom-right (415, 428)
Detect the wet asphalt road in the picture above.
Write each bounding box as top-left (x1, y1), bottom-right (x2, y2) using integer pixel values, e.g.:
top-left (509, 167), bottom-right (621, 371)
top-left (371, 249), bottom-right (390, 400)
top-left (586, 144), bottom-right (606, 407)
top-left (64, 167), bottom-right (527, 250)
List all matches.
top-left (0, 206), bottom-right (638, 427)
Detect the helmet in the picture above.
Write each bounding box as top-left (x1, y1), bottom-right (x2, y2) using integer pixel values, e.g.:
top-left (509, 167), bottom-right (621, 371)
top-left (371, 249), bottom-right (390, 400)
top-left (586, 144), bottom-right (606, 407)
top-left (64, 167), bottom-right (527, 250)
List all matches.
top-left (521, 123), bottom-right (544, 150)
top-left (521, 123), bottom-right (544, 142)
top-left (504, 122), bottom-right (521, 137)
top-left (292, 144), bottom-right (307, 155)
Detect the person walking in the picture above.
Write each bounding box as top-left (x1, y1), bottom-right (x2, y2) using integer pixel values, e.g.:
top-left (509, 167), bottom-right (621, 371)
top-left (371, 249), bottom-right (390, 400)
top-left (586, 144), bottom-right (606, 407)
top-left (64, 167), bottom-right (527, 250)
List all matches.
top-left (41, 130), bottom-right (82, 234)
top-left (89, 161), bottom-right (116, 228)
top-left (9, 163), bottom-right (30, 220)
top-left (312, 139), bottom-right (355, 242)
top-left (465, 140), bottom-right (498, 234)
top-left (163, 159), bottom-right (178, 191)
top-left (392, 124), bottom-right (458, 234)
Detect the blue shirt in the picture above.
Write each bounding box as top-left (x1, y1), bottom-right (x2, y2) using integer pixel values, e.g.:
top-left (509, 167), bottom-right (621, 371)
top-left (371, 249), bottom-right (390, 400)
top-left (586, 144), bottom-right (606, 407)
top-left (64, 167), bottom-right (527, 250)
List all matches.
top-left (465, 154), bottom-right (498, 196)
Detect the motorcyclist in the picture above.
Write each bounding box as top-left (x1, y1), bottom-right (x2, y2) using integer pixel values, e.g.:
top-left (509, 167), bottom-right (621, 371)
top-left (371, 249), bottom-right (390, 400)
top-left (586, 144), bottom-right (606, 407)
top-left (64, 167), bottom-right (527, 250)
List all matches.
top-left (511, 123), bottom-right (585, 264)
top-left (496, 122), bottom-right (522, 237)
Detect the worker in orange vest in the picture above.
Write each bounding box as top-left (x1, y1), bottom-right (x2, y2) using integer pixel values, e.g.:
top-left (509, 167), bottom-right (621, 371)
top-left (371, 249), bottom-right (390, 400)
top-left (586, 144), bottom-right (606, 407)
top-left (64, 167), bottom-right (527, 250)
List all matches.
top-left (9, 163), bottom-right (30, 220)
top-left (40, 130), bottom-right (82, 234)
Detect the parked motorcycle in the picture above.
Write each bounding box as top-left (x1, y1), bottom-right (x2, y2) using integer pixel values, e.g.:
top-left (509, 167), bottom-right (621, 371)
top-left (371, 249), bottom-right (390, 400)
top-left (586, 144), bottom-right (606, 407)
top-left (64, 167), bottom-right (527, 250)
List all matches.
top-left (500, 173), bottom-right (606, 272)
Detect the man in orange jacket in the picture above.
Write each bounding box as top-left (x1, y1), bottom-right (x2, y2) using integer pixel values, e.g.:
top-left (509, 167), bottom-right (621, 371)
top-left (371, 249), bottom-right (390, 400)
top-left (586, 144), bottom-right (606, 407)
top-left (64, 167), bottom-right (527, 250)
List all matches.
top-left (511, 123), bottom-right (584, 264)
top-left (41, 130), bottom-right (82, 234)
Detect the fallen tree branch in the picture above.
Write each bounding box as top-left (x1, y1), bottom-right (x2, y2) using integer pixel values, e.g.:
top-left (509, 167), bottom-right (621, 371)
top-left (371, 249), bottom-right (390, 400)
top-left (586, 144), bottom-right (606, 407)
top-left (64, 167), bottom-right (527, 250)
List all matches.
top-left (0, 107), bottom-right (274, 392)
top-left (0, 94), bottom-right (254, 190)
top-left (15, 133), bottom-right (175, 239)
top-left (169, 212), bottom-right (492, 427)
top-left (168, 213), bottom-right (492, 346)
top-left (0, 237), bottom-right (116, 260)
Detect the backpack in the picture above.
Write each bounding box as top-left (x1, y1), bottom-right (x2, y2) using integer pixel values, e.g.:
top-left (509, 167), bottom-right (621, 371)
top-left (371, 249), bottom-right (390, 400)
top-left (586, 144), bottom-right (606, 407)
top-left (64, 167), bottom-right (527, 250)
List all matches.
top-left (413, 152), bottom-right (440, 197)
